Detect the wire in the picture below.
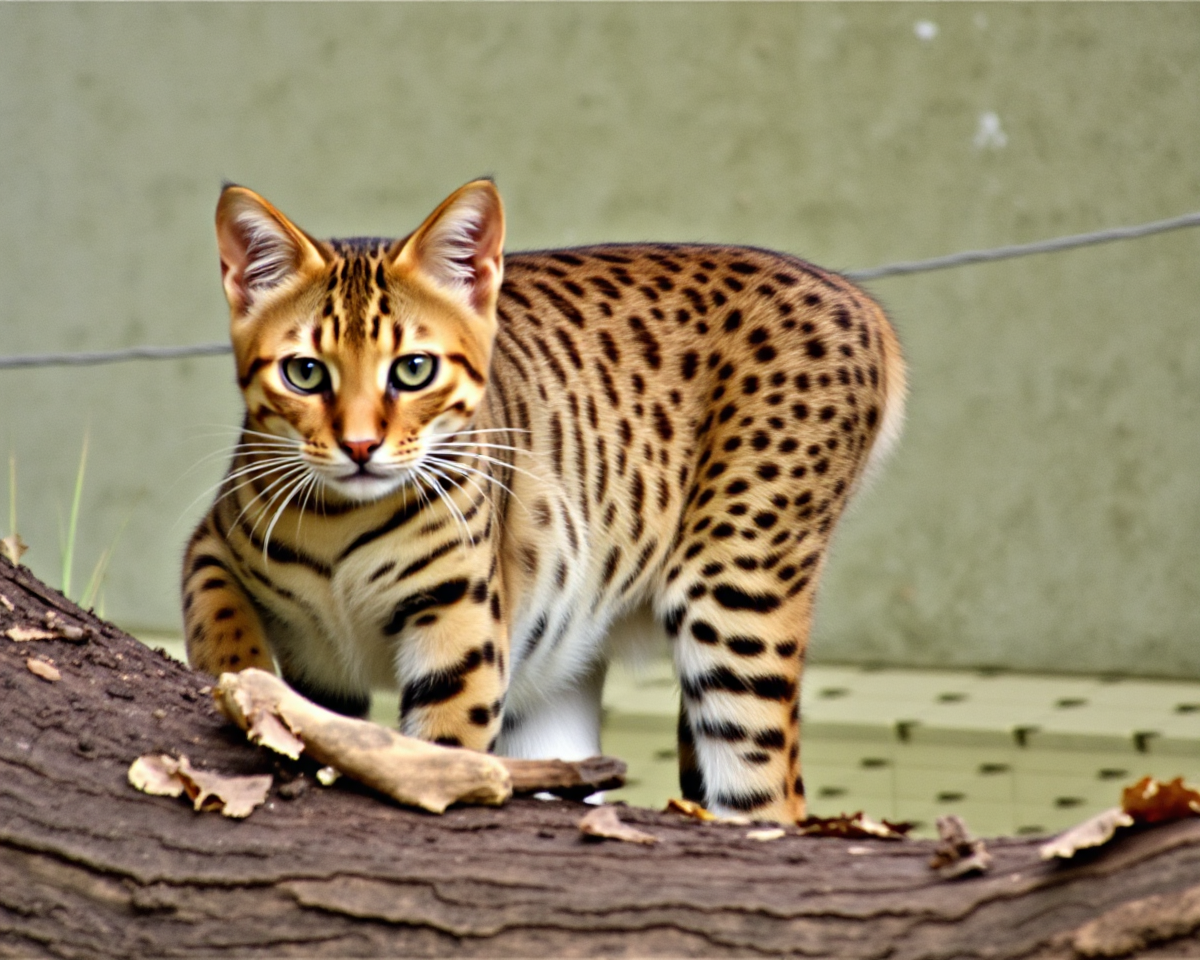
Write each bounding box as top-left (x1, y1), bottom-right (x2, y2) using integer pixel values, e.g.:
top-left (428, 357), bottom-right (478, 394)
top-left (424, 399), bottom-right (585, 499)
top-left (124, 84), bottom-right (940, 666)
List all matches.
top-left (843, 209), bottom-right (1200, 282)
top-left (1, 209), bottom-right (1198, 371)
top-left (0, 342), bottom-right (231, 370)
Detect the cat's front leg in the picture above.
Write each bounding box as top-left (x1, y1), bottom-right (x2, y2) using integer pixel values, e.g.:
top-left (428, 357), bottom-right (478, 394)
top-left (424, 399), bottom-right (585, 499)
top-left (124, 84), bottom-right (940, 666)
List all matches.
top-left (182, 520), bottom-right (276, 676)
top-left (390, 576), bottom-right (509, 752)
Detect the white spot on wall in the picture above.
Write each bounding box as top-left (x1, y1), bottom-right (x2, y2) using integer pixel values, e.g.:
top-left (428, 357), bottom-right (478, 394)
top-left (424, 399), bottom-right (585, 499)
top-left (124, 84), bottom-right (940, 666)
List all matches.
top-left (973, 111), bottom-right (1008, 150)
top-left (914, 20), bottom-right (939, 42)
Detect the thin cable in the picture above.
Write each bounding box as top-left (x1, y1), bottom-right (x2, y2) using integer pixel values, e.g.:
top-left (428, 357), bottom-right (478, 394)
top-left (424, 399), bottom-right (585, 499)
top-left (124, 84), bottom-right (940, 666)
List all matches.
top-left (1, 209), bottom-right (1198, 371)
top-left (0, 342), bottom-right (231, 370)
top-left (844, 209), bottom-right (1200, 281)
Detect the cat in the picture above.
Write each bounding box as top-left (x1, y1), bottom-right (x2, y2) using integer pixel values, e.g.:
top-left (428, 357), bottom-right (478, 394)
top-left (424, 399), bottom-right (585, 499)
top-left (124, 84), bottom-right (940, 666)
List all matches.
top-left (183, 179), bottom-right (905, 822)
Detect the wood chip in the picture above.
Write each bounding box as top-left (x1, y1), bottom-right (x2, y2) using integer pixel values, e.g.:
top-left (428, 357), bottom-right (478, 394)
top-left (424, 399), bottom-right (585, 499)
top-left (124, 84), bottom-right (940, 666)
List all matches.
top-left (214, 668), bottom-right (511, 814)
top-left (6, 625), bottom-right (57, 642)
top-left (929, 815), bottom-right (992, 878)
top-left (26, 657), bottom-right (60, 682)
top-left (0, 593), bottom-right (14, 612)
top-left (316, 766), bottom-right (340, 786)
top-left (579, 805), bottom-right (658, 845)
top-left (746, 828), bottom-right (787, 842)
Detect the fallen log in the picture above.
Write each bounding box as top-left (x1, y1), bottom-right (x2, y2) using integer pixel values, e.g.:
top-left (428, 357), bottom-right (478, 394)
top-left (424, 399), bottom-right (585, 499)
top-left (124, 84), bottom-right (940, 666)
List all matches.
top-left (2, 553), bottom-right (1200, 959)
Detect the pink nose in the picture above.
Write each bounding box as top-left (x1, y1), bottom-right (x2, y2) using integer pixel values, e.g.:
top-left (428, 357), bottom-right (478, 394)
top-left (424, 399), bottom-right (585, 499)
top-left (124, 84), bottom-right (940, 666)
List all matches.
top-left (341, 439), bottom-right (380, 465)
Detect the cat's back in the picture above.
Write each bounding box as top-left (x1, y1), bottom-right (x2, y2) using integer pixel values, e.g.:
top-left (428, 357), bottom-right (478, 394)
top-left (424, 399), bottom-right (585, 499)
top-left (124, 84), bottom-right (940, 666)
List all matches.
top-left (486, 241), bottom-right (904, 707)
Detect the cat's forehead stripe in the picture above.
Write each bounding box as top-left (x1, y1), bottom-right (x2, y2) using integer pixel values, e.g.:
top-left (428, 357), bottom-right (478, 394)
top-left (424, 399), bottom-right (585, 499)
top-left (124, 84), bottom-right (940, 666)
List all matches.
top-left (327, 239), bottom-right (392, 349)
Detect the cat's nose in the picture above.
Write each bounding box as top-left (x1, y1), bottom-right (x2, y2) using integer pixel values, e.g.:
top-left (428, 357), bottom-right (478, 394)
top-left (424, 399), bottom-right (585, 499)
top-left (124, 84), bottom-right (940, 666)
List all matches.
top-left (341, 438), bottom-right (381, 465)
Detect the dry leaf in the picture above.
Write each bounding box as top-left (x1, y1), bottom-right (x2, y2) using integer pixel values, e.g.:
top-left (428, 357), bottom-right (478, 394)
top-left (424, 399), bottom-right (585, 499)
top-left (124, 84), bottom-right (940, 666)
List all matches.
top-left (579, 805), bottom-right (658, 845)
top-left (746, 828), bottom-right (787, 842)
top-left (665, 797), bottom-right (718, 821)
top-left (128, 754), bottom-right (271, 819)
top-left (1041, 776), bottom-right (1200, 861)
top-left (1, 533), bottom-right (28, 565)
top-left (1122, 776), bottom-right (1200, 824)
top-left (26, 657), bottom-right (61, 682)
top-left (1040, 807), bottom-right (1134, 860)
top-left (128, 755), bottom-right (187, 799)
top-left (797, 812), bottom-right (912, 841)
top-left (928, 815), bottom-right (991, 878)
top-left (0, 593), bottom-right (14, 612)
top-left (5, 625), bottom-right (57, 642)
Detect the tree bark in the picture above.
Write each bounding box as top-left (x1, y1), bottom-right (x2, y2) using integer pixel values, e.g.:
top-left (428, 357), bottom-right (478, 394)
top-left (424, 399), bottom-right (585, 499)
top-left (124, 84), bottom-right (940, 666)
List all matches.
top-left (2, 554), bottom-right (1199, 960)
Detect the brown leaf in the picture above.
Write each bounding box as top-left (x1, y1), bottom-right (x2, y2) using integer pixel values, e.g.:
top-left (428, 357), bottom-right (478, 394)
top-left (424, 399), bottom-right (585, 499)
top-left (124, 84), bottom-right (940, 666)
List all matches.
top-left (128, 755), bottom-right (187, 799)
top-left (929, 815), bottom-right (991, 878)
top-left (1040, 807), bottom-right (1134, 860)
top-left (798, 812), bottom-right (913, 841)
top-left (127, 754), bottom-right (272, 819)
top-left (1122, 776), bottom-right (1200, 824)
top-left (180, 760), bottom-right (273, 819)
top-left (5, 625), bottom-right (57, 642)
top-left (25, 657), bottom-right (61, 682)
top-left (1, 533), bottom-right (28, 565)
top-left (579, 805), bottom-right (658, 845)
top-left (665, 797), bottom-right (718, 821)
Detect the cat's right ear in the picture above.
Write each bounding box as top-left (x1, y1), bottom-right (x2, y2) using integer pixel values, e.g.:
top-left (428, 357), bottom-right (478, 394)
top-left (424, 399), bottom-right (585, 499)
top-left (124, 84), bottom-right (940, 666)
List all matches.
top-left (216, 186), bottom-right (328, 316)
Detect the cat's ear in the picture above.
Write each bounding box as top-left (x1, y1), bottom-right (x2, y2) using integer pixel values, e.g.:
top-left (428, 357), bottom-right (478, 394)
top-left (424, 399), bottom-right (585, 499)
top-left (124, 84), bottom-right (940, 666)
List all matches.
top-left (391, 180), bottom-right (505, 317)
top-left (216, 185), bottom-right (328, 316)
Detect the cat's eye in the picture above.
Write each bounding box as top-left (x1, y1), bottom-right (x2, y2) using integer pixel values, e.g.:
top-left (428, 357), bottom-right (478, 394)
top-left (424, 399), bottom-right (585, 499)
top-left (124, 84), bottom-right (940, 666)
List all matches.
top-left (281, 356), bottom-right (330, 394)
top-left (389, 353), bottom-right (439, 392)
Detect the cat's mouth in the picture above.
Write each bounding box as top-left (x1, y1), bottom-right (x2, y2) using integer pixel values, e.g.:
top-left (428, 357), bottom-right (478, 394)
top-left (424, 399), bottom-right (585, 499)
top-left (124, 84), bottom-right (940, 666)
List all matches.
top-left (320, 461), bottom-right (411, 502)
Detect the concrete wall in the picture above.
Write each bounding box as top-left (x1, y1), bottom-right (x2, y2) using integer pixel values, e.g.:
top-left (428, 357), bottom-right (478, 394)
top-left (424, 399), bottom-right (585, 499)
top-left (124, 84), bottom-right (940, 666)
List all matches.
top-left (1, 4), bottom-right (1197, 676)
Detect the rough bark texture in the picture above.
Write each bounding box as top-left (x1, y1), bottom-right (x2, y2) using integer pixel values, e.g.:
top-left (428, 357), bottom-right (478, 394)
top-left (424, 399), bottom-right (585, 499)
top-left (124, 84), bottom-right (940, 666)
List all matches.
top-left (2, 554), bottom-right (1200, 959)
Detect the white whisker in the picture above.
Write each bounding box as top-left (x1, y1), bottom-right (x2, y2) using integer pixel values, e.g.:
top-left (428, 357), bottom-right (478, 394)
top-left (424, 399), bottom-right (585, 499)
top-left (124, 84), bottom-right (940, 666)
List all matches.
top-left (261, 469), bottom-right (313, 560)
top-left (233, 463), bottom-right (310, 537)
top-left (419, 464), bottom-right (476, 548)
top-left (443, 427), bottom-right (531, 437)
top-left (293, 472), bottom-right (322, 539)
top-left (424, 454), bottom-right (522, 506)
top-left (430, 449), bottom-right (544, 484)
top-left (425, 442), bottom-right (535, 457)
top-left (175, 454), bottom-right (302, 523)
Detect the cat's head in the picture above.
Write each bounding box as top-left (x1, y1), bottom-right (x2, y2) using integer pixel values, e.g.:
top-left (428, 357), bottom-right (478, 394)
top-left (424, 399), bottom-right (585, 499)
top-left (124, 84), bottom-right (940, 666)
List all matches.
top-left (215, 180), bottom-right (504, 502)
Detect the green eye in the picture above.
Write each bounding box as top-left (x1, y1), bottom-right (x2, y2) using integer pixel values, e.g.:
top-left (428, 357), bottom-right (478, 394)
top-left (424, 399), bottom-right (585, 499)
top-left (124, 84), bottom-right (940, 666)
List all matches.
top-left (390, 353), bottom-right (439, 391)
top-left (281, 357), bottom-right (329, 394)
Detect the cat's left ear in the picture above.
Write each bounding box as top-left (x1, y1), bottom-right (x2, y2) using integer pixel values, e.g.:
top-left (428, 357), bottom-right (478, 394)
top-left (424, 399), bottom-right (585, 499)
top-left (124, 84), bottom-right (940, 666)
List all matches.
top-left (392, 180), bottom-right (505, 318)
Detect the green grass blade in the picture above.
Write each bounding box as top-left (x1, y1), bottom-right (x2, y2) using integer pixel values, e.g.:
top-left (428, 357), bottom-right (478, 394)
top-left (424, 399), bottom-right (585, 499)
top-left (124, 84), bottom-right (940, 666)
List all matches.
top-left (62, 432), bottom-right (89, 599)
top-left (80, 513), bottom-right (129, 611)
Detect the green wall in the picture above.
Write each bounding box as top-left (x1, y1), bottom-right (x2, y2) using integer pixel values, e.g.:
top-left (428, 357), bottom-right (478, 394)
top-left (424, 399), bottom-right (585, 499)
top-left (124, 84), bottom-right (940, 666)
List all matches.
top-left (2, 4), bottom-right (1198, 677)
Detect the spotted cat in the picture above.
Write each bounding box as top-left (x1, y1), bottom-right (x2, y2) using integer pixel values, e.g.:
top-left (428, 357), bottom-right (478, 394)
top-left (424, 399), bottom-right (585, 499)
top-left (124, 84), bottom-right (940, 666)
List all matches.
top-left (182, 179), bottom-right (905, 822)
